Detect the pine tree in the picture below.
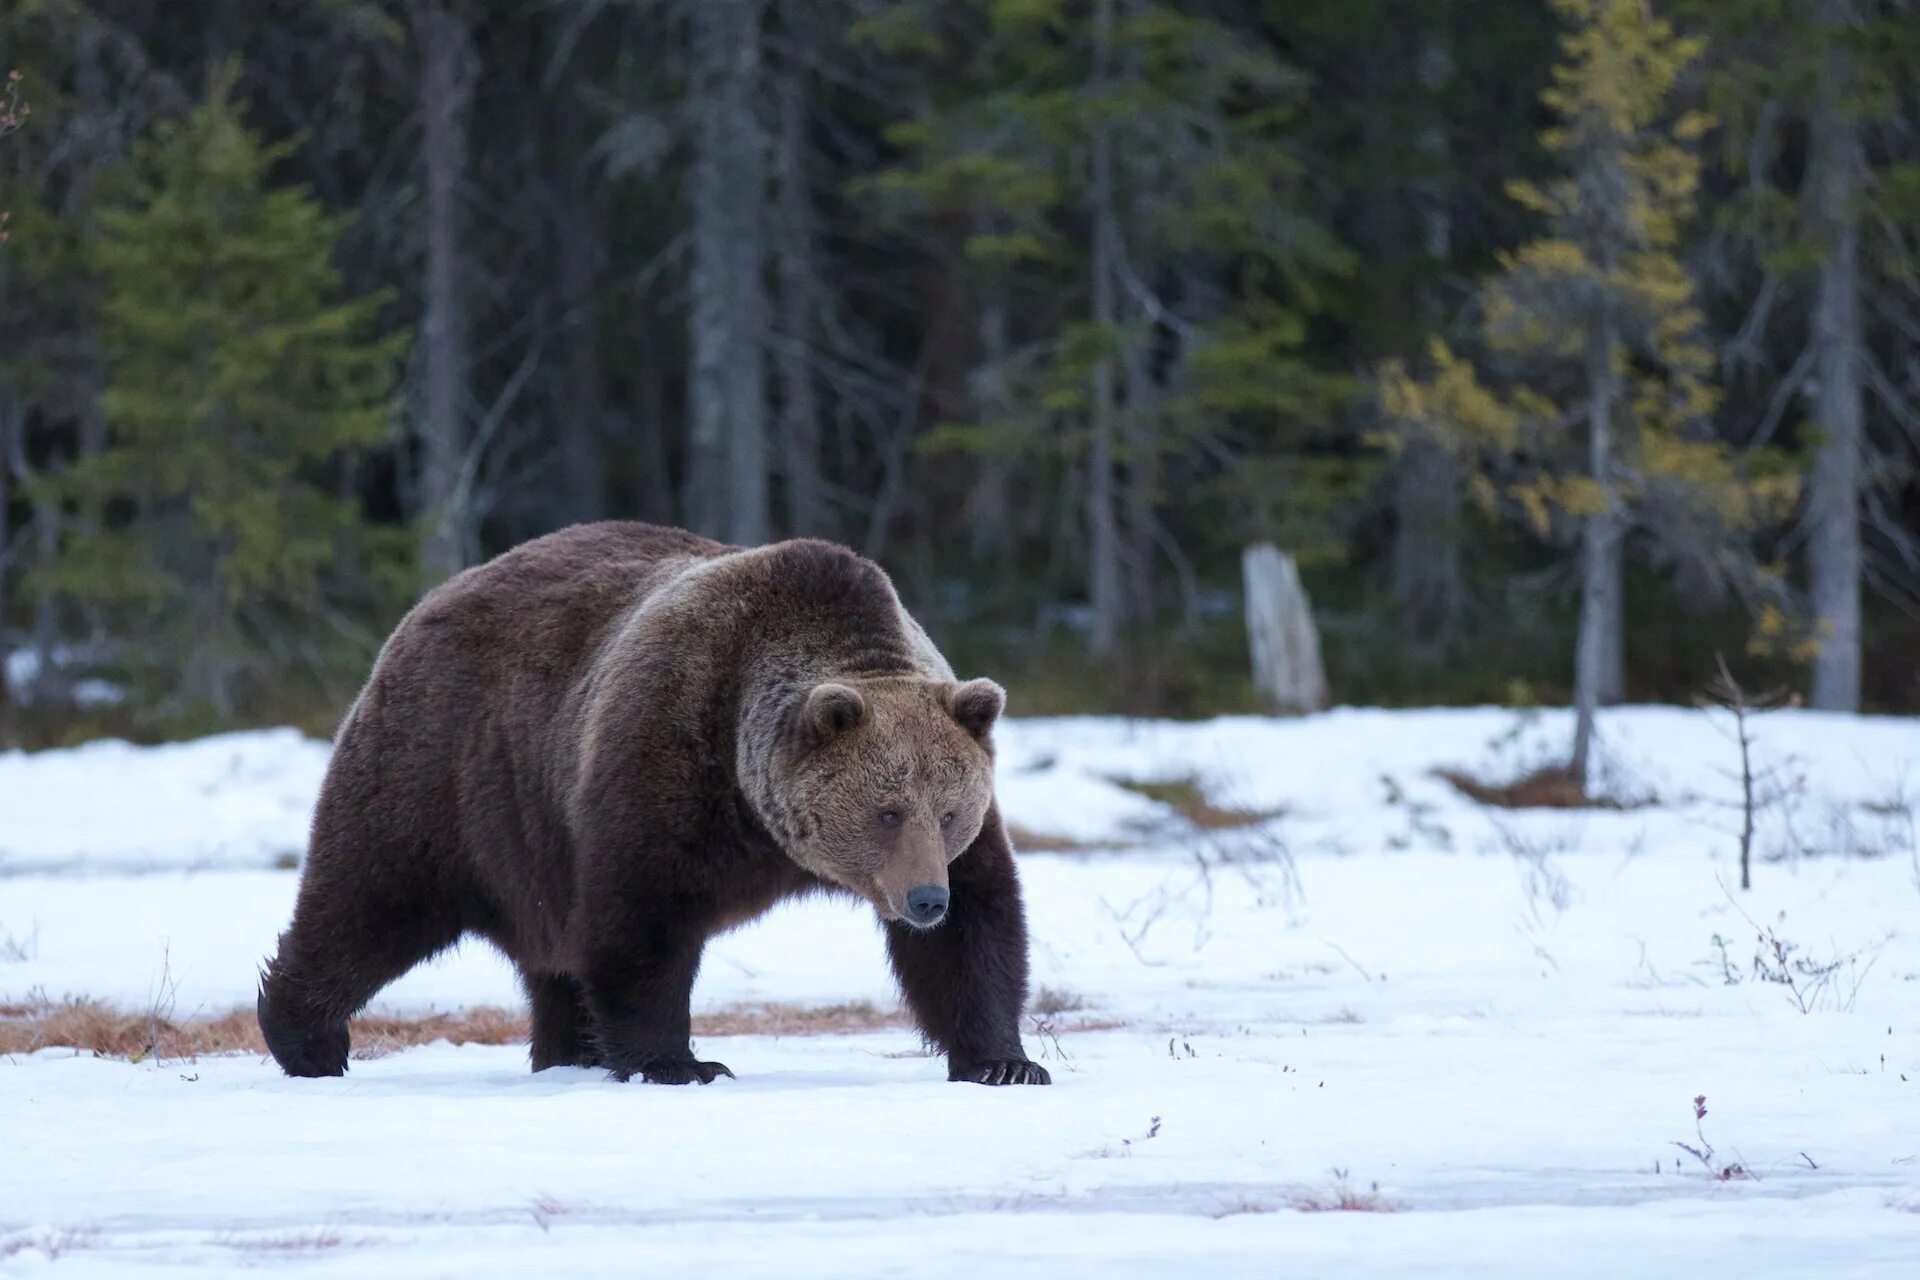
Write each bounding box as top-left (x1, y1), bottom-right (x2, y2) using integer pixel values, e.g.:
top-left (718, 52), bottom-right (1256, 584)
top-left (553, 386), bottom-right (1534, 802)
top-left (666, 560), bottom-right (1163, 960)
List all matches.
top-left (40, 68), bottom-right (405, 721)
top-left (1382, 0), bottom-right (1795, 784)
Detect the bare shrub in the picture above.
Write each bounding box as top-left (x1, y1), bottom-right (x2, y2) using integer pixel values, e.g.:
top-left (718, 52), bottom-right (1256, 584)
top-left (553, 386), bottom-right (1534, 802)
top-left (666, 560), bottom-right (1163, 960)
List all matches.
top-left (1, 1229), bottom-right (99, 1261)
top-left (0, 920), bottom-right (37, 963)
top-left (1697, 658), bottom-right (1802, 890)
top-left (1668, 1094), bottom-right (1750, 1181)
top-left (1705, 885), bottom-right (1884, 1014)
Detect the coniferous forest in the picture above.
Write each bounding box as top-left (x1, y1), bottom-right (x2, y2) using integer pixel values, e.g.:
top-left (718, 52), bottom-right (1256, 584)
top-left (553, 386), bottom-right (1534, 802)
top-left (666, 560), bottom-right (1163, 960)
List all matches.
top-left (2, 0), bottom-right (1918, 747)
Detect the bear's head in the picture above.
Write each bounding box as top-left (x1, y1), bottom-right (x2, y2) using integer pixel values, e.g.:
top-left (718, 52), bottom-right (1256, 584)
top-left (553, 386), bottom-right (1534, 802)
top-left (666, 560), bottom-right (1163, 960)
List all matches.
top-left (771, 676), bottom-right (1004, 929)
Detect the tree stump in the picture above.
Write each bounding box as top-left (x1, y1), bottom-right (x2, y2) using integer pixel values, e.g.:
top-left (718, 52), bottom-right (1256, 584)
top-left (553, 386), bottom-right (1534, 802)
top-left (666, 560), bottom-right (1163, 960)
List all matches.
top-left (1242, 542), bottom-right (1329, 714)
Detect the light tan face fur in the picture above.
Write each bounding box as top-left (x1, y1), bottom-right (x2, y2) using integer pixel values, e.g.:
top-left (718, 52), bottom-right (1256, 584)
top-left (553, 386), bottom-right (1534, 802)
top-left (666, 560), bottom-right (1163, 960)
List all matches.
top-left (778, 676), bottom-right (1002, 926)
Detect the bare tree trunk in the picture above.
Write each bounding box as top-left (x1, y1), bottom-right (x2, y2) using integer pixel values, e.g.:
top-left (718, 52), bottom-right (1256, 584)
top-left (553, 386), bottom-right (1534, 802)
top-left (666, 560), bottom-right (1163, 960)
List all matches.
top-left (773, 40), bottom-right (823, 538)
top-left (1086, 0), bottom-right (1123, 659)
top-left (1392, 24), bottom-right (1465, 651)
top-left (1807, 1), bottom-right (1865, 712)
top-left (1572, 314), bottom-right (1622, 785)
top-left (556, 178), bottom-right (608, 525)
top-left (1392, 442), bottom-right (1464, 642)
top-left (964, 301), bottom-right (1014, 561)
top-left (29, 497), bottom-right (65, 711)
top-left (688, 0), bottom-right (770, 545)
top-left (415, 1), bottom-right (476, 578)
top-left (0, 405), bottom-right (13, 747)
top-left (1122, 329), bottom-right (1157, 633)
top-left (1243, 543), bottom-right (1329, 714)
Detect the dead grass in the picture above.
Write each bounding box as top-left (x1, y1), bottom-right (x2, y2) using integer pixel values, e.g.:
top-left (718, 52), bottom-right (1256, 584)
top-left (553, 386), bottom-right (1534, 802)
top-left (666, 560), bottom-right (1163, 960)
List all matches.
top-left (1029, 985), bottom-right (1087, 1016)
top-left (1211, 1182), bottom-right (1405, 1217)
top-left (0, 996), bottom-right (913, 1062)
top-left (1434, 763), bottom-right (1632, 810)
top-left (0, 1229), bottom-right (100, 1261)
top-left (1288, 1185), bottom-right (1405, 1213)
top-left (226, 1230), bottom-right (354, 1253)
top-left (694, 1000), bottom-right (909, 1036)
top-left (1110, 774), bottom-right (1277, 830)
top-left (1005, 822), bottom-right (1102, 852)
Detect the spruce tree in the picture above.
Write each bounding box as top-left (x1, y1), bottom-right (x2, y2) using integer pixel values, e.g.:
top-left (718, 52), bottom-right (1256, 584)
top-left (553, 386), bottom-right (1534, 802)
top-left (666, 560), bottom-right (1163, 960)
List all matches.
top-left (865, 0), bottom-right (1349, 661)
top-left (42, 68), bottom-right (404, 721)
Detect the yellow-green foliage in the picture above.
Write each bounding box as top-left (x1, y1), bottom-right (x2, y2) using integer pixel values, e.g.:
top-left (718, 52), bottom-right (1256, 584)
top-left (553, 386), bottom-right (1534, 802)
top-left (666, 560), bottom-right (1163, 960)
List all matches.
top-left (1379, 0), bottom-right (1794, 551)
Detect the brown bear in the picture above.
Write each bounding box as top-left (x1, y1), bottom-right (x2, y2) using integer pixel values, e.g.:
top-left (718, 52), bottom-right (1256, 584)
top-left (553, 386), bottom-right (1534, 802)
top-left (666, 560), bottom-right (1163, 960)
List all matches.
top-left (256, 522), bottom-right (1048, 1086)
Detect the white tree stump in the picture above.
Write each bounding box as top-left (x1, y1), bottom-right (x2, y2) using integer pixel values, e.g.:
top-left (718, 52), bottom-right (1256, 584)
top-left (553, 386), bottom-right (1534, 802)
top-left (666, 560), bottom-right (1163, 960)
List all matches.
top-left (1242, 542), bottom-right (1329, 714)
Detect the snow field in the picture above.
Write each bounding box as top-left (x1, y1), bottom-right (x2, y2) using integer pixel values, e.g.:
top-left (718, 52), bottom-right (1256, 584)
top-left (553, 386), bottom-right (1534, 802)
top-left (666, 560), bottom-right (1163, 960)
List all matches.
top-left (3, 706), bottom-right (1918, 1275)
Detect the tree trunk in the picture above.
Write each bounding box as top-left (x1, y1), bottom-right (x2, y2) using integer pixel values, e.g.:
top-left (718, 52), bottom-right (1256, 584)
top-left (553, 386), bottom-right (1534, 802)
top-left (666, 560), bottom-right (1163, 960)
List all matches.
top-left (1122, 324), bottom-right (1157, 634)
top-left (1243, 543), bottom-right (1329, 714)
top-left (964, 301), bottom-right (1014, 562)
top-left (0, 405), bottom-right (13, 747)
top-left (1085, 0), bottom-right (1124, 659)
top-left (1392, 441), bottom-right (1464, 645)
top-left (556, 176), bottom-right (608, 525)
top-left (1572, 314), bottom-right (1623, 785)
top-left (1807, 2), bottom-right (1864, 712)
top-left (1391, 23), bottom-right (1466, 650)
top-left (687, 0), bottom-right (769, 545)
top-left (415, 1), bottom-right (476, 579)
top-left (29, 497), bottom-right (66, 711)
top-left (773, 41), bottom-right (823, 538)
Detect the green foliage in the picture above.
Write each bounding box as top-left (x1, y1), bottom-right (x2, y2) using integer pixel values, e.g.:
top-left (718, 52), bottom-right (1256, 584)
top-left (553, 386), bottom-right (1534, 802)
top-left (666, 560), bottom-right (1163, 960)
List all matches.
top-left (38, 67), bottom-right (408, 720)
top-left (865, 0), bottom-right (1353, 574)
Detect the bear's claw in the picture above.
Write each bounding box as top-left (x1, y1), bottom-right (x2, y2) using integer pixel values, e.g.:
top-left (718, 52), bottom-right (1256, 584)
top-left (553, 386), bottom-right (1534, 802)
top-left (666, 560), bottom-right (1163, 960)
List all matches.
top-left (631, 1058), bottom-right (735, 1086)
top-left (952, 1058), bottom-right (1050, 1086)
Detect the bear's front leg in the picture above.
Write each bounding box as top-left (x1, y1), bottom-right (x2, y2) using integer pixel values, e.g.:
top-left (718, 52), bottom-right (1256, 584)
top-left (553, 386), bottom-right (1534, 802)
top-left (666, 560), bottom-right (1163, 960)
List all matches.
top-left (886, 810), bottom-right (1050, 1086)
top-left (580, 899), bottom-right (733, 1085)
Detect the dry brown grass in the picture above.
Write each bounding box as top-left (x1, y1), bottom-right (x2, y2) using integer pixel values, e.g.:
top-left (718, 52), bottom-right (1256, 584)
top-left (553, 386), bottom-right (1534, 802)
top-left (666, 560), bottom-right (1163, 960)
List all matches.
top-left (1029, 986), bottom-right (1087, 1016)
top-left (1209, 1184), bottom-right (1404, 1217)
top-left (694, 1000), bottom-right (909, 1036)
top-left (1006, 822), bottom-right (1102, 852)
top-left (1289, 1185), bottom-right (1405, 1213)
top-left (225, 1230), bottom-right (354, 1253)
top-left (0, 996), bottom-right (913, 1062)
top-left (0, 1229), bottom-right (99, 1261)
top-left (1434, 763), bottom-right (1628, 810)
top-left (1110, 774), bottom-right (1278, 830)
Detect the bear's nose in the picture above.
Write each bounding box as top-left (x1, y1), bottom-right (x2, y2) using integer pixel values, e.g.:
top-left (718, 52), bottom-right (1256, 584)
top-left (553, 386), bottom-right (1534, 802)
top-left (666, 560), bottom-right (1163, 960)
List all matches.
top-left (905, 884), bottom-right (949, 926)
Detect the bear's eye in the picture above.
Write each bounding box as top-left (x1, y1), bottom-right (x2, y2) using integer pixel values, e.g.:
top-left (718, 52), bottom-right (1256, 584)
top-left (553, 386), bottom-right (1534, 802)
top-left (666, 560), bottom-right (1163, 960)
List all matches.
top-left (940, 812), bottom-right (955, 829)
top-left (879, 809), bottom-right (904, 829)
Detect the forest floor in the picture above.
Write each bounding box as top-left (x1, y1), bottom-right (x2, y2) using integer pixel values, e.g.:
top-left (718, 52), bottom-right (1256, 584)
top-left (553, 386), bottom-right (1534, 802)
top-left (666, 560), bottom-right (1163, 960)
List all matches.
top-left (3, 707), bottom-right (1918, 1276)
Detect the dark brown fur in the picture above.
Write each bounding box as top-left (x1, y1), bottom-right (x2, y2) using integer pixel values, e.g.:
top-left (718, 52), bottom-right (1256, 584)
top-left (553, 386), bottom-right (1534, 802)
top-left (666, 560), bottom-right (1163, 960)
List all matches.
top-left (257, 522), bottom-right (1047, 1086)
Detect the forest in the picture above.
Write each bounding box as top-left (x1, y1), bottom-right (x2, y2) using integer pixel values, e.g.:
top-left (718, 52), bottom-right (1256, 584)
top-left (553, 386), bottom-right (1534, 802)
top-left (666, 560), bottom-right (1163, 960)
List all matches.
top-left (1, 0), bottom-right (1917, 751)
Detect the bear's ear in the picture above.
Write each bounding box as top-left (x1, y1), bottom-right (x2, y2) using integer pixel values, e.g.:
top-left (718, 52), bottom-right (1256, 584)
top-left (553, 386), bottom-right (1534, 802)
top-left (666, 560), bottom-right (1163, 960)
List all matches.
top-left (947, 678), bottom-right (1005, 741)
top-left (801, 682), bottom-right (865, 747)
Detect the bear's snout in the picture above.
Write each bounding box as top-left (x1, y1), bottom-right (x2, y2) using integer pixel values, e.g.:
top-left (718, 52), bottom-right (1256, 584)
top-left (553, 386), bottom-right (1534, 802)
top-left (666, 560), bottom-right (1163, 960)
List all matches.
top-left (904, 884), bottom-right (950, 928)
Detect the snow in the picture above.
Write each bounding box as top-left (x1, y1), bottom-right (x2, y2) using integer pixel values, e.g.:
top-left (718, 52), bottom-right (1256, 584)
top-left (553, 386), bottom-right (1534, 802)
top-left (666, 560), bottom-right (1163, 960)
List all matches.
top-left (3, 648), bottom-right (127, 710)
top-left (4, 706), bottom-right (1919, 1275)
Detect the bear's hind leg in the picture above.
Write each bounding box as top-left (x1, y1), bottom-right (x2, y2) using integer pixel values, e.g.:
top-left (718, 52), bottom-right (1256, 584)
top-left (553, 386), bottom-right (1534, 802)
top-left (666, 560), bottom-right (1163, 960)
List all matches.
top-left (258, 877), bottom-right (462, 1078)
top-left (525, 971), bottom-right (603, 1070)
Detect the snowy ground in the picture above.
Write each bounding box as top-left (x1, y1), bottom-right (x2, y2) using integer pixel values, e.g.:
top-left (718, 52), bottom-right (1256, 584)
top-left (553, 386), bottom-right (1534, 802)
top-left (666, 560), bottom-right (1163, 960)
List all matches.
top-left (4, 707), bottom-right (1919, 1275)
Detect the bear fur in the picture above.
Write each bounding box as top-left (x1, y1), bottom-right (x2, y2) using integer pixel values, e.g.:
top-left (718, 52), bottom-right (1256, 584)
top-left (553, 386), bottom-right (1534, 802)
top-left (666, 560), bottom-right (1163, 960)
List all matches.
top-left (257, 522), bottom-right (1048, 1086)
